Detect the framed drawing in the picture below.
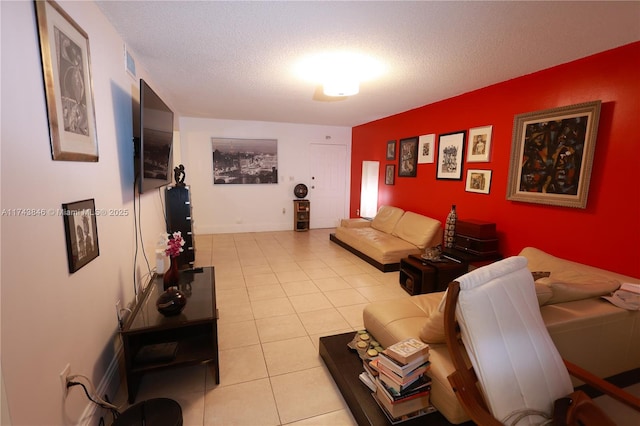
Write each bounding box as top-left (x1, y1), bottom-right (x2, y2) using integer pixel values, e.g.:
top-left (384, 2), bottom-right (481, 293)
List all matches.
top-left (436, 131), bottom-right (466, 180)
top-left (506, 101), bottom-right (601, 209)
top-left (386, 140), bottom-right (396, 160)
top-left (35, 0), bottom-right (99, 161)
top-left (465, 169), bottom-right (492, 194)
top-left (398, 137), bottom-right (418, 177)
top-left (62, 199), bottom-right (99, 273)
top-left (418, 134), bottom-right (435, 164)
top-left (467, 125), bottom-right (492, 162)
top-left (385, 164), bottom-right (395, 185)
top-left (212, 138), bottom-right (278, 184)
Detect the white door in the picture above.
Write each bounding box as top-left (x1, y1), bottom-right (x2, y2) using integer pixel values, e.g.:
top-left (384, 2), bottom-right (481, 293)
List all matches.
top-left (309, 144), bottom-right (348, 228)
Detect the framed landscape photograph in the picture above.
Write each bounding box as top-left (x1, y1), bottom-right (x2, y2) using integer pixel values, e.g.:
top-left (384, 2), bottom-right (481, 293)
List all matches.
top-left (386, 140), bottom-right (396, 160)
top-left (465, 169), bottom-right (492, 194)
top-left (467, 125), bottom-right (492, 162)
top-left (62, 199), bottom-right (99, 273)
top-left (506, 101), bottom-right (601, 209)
top-left (417, 134), bottom-right (435, 164)
top-left (398, 137), bottom-right (418, 177)
top-left (436, 131), bottom-right (466, 180)
top-left (385, 164), bottom-right (395, 185)
top-left (35, 0), bottom-right (99, 161)
top-left (212, 138), bottom-right (278, 184)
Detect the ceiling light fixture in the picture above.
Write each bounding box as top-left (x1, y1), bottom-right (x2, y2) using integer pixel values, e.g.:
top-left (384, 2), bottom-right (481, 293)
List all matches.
top-left (295, 52), bottom-right (385, 97)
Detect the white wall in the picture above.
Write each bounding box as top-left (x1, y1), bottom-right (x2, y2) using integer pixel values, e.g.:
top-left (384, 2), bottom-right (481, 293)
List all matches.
top-left (1, 2), bottom-right (170, 424)
top-left (179, 117), bottom-right (352, 233)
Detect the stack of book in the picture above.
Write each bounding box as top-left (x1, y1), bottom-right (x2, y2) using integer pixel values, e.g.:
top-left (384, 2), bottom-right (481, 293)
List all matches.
top-left (370, 338), bottom-right (434, 422)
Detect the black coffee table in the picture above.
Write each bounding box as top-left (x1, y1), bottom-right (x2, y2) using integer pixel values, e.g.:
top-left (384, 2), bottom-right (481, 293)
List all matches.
top-left (319, 332), bottom-right (465, 426)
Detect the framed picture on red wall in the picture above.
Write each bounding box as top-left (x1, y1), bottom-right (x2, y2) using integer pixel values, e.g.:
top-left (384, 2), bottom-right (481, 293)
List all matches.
top-left (467, 125), bottom-right (492, 162)
top-left (506, 101), bottom-right (601, 209)
top-left (386, 140), bottom-right (396, 160)
top-left (465, 169), bottom-right (492, 194)
top-left (385, 164), bottom-right (395, 185)
top-left (398, 137), bottom-right (418, 177)
top-left (436, 131), bottom-right (466, 180)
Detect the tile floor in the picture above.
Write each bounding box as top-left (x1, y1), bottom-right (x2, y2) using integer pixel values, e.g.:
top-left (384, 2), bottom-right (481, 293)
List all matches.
top-left (113, 229), bottom-right (411, 425)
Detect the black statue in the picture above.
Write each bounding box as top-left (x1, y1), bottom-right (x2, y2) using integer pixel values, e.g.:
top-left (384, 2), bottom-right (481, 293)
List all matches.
top-left (174, 164), bottom-right (186, 186)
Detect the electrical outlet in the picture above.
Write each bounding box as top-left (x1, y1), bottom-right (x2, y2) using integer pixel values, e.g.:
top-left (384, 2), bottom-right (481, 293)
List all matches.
top-left (60, 363), bottom-right (71, 396)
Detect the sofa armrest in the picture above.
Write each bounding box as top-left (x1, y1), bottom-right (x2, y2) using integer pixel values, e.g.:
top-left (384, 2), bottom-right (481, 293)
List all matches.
top-left (340, 218), bottom-right (372, 228)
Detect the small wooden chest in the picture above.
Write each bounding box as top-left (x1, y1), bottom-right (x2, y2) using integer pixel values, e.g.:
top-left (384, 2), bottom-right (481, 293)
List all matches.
top-left (456, 219), bottom-right (496, 239)
top-left (454, 234), bottom-right (499, 255)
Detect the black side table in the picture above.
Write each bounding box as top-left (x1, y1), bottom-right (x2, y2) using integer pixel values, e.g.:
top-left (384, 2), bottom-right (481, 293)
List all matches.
top-left (441, 247), bottom-right (503, 270)
top-left (399, 255), bottom-right (467, 295)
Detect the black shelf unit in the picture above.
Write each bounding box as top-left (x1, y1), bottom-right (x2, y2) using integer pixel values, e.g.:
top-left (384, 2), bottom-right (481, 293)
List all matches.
top-left (165, 185), bottom-right (195, 268)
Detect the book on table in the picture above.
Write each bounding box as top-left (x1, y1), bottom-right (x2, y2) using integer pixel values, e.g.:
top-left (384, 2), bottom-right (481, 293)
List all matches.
top-left (384, 337), bottom-right (429, 365)
top-left (377, 350), bottom-right (430, 378)
top-left (374, 379), bottom-right (431, 418)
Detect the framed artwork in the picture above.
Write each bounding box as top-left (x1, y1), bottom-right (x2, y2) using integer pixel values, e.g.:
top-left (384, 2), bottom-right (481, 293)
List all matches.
top-left (506, 101), bottom-right (601, 209)
top-left (35, 0), bottom-right (99, 161)
top-left (212, 138), bottom-right (278, 184)
top-left (465, 169), bottom-right (492, 194)
top-left (436, 131), bottom-right (466, 180)
top-left (385, 164), bottom-right (395, 185)
top-left (398, 137), bottom-right (418, 177)
top-left (62, 199), bottom-right (99, 273)
top-left (386, 140), bottom-right (396, 160)
top-left (417, 134), bottom-right (435, 164)
top-left (467, 125), bottom-right (493, 162)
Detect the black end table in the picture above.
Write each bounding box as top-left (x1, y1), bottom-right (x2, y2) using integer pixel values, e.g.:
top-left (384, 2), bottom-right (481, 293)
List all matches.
top-left (399, 255), bottom-right (467, 295)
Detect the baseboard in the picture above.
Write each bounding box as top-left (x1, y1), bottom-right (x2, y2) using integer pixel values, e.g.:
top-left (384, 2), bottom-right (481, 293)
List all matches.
top-left (79, 344), bottom-right (123, 425)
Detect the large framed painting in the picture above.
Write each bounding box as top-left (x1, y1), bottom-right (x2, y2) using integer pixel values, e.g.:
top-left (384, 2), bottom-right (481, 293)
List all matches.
top-left (506, 101), bottom-right (601, 209)
top-left (35, 0), bottom-right (99, 161)
top-left (62, 199), bottom-right (99, 273)
top-left (398, 137), bottom-right (418, 177)
top-left (212, 138), bottom-right (278, 184)
top-left (436, 131), bottom-right (466, 180)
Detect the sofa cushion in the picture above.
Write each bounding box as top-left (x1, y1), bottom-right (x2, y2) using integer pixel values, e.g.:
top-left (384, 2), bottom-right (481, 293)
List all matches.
top-left (535, 282), bottom-right (554, 305)
top-left (333, 226), bottom-right (421, 264)
top-left (370, 205), bottom-right (404, 234)
top-left (391, 211), bottom-right (442, 249)
top-left (537, 277), bottom-right (620, 305)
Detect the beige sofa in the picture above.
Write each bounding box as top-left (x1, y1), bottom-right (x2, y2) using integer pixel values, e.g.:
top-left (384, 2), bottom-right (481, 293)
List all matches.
top-left (363, 247), bottom-right (640, 424)
top-left (329, 205), bottom-right (442, 272)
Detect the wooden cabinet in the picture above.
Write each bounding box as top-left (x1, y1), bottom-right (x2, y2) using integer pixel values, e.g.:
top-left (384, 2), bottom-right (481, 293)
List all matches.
top-left (293, 199), bottom-right (310, 231)
top-left (165, 185), bottom-right (195, 268)
top-left (400, 255), bottom-right (467, 295)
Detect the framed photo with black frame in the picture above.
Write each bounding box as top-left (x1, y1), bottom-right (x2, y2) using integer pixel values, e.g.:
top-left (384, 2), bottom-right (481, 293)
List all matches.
top-left (386, 140), bottom-right (396, 160)
top-left (35, 0), bottom-right (99, 161)
top-left (506, 101), bottom-right (601, 209)
top-left (62, 199), bottom-right (99, 273)
top-left (436, 131), bottom-right (466, 180)
top-left (385, 164), bottom-right (395, 185)
top-left (398, 137), bottom-right (418, 177)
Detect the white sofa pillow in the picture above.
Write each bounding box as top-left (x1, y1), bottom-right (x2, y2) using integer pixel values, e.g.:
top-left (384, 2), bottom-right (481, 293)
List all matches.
top-left (391, 211), bottom-right (441, 249)
top-left (370, 205), bottom-right (404, 234)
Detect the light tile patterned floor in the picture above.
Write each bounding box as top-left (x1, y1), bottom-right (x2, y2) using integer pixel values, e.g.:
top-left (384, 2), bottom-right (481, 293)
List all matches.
top-left (114, 229), bottom-right (412, 425)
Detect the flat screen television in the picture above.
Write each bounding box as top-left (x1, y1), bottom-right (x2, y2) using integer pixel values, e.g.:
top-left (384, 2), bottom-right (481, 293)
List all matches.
top-left (134, 79), bottom-right (174, 194)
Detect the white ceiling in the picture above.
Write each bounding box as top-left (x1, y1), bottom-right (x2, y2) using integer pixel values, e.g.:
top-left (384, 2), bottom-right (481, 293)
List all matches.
top-left (96, 1), bottom-right (640, 127)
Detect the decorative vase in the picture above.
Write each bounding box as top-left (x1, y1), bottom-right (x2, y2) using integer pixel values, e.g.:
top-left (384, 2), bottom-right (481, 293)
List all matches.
top-left (156, 287), bottom-right (187, 316)
top-left (444, 204), bottom-right (457, 249)
top-left (163, 256), bottom-right (180, 291)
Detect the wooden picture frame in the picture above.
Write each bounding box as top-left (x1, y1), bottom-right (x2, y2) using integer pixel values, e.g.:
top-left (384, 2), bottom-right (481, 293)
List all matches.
top-left (466, 125), bottom-right (492, 162)
top-left (436, 131), bottom-right (466, 180)
top-left (62, 199), bottom-right (99, 273)
top-left (385, 164), bottom-right (395, 185)
top-left (35, 0), bottom-right (99, 161)
top-left (417, 134), bottom-right (435, 164)
top-left (465, 169), bottom-right (492, 194)
top-left (386, 140), bottom-right (396, 160)
top-left (398, 137), bottom-right (418, 177)
top-left (506, 101), bottom-right (601, 209)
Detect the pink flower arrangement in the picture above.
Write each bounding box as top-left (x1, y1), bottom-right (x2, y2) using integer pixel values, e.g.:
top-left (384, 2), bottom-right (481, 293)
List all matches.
top-left (165, 231), bottom-right (185, 258)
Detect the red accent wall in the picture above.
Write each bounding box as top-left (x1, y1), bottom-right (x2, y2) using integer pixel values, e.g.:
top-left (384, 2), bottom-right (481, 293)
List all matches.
top-left (351, 42), bottom-right (640, 278)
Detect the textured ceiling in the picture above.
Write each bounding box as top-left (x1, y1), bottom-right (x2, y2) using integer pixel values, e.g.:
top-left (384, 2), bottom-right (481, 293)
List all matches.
top-left (96, 1), bottom-right (640, 127)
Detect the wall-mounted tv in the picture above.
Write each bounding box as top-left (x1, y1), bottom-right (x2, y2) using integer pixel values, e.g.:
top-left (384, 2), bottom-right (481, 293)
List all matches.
top-left (134, 79), bottom-right (174, 194)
